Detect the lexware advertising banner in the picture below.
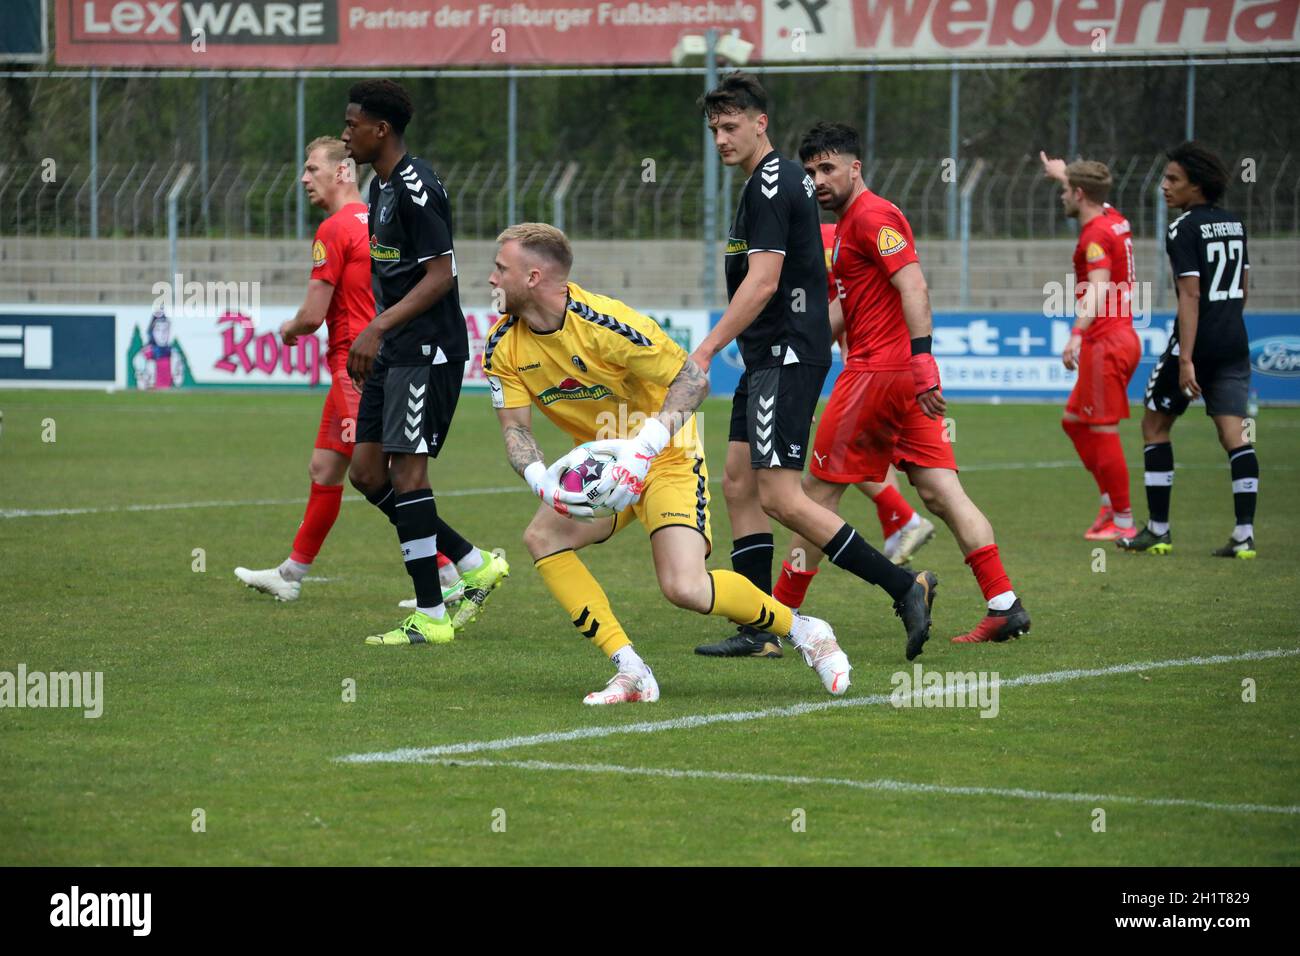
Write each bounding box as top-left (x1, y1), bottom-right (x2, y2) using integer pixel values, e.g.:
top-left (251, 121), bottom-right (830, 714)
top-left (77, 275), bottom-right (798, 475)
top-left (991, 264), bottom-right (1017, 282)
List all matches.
top-left (57, 1), bottom-right (1298, 67)
top-left (56, 0), bottom-right (763, 66)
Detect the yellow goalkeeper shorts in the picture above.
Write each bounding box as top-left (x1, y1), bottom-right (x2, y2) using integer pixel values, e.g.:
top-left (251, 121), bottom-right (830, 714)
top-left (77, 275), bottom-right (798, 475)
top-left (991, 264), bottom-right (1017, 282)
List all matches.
top-left (600, 451), bottom-right (712, 555)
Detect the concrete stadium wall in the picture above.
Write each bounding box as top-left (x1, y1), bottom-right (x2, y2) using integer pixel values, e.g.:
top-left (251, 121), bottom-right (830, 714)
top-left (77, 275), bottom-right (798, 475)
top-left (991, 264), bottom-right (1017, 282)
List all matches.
top-left (1, 236), bottom-right (1297, 311)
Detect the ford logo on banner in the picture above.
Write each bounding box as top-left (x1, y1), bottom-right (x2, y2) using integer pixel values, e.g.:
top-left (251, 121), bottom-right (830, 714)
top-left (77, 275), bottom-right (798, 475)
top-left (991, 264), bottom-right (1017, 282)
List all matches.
top-left (1249, 336), bottom-right (1300, 377)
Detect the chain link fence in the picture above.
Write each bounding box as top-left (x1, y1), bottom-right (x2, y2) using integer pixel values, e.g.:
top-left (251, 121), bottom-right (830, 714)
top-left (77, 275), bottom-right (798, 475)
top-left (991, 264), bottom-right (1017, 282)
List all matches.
top-left (2, 154), bottom-right (1298, 240)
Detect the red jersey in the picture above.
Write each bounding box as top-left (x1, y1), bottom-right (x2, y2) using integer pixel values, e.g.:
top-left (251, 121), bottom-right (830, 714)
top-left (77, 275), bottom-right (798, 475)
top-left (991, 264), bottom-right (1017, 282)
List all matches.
top-left (310, 201), bottom-right (374, 374)
top-left (1073, 204), bottom-right (1134, 339)
top-left (832, 189), bottom-right (919, 371)
top-left (820, 222), bottom-right (838, 301)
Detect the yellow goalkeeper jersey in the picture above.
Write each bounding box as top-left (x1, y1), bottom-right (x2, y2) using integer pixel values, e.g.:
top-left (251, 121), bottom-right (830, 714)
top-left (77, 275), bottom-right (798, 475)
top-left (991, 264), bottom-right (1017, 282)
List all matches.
top-left (482, 282), bottom-right (700, 461)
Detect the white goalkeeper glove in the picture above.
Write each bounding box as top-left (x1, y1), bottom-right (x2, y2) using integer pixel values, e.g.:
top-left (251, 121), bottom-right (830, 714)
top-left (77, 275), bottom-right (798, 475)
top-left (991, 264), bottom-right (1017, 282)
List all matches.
top-left (524, 451), bottom-right (598, 522)
top-left (587, 417), bottom-right (672, 514)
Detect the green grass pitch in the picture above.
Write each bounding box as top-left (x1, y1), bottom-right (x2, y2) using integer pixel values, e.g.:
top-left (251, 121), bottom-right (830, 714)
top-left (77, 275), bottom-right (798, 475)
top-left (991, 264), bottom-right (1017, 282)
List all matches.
top-left (1, 389), bottom-right (1296, 865)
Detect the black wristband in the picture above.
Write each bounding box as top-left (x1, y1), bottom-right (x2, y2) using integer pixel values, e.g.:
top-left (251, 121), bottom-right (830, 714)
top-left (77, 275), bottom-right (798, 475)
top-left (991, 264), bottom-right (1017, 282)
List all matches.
top-left (910, 335), bottom-right (932, 356)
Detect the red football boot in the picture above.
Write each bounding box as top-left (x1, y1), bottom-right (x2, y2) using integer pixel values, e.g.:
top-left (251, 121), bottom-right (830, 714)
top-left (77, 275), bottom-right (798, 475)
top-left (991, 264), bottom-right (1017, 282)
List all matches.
top-left (951, 599), bottom-right (1032, 645)
top-left (1084, 519), bottom-right (1130, 541)
top-left (1083, 506), bottom-right (1113, 539)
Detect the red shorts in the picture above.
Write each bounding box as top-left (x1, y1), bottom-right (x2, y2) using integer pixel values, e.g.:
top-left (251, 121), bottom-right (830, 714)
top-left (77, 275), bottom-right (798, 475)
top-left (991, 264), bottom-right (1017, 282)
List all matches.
top-left (1065, 328), bottom-right (1141, 425)
top-left (811, 366), bottom-right (957, 484)
top-left (315, 372), bottom-right (362, 456)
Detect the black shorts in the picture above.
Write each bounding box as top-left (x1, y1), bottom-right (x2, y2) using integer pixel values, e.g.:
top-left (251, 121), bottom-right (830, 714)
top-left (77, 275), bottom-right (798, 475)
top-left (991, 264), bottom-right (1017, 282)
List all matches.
top-left (728, 363), bottom-right (829, 469)
top-left (356, 358), bottom-right (465, 456)
top-left (1144, 344), bottom-right (1250, 418)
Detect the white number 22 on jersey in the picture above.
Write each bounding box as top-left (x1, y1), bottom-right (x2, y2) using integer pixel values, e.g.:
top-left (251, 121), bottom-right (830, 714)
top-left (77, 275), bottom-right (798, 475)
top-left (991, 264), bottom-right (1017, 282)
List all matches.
top-left (1205, 239), bottom-right (1244, 301)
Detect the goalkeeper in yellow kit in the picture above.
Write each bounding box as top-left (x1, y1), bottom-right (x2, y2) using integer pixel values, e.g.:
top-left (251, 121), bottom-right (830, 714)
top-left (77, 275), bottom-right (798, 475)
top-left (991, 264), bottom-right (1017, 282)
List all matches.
top-left (484, 223), bottom-right (850, 704)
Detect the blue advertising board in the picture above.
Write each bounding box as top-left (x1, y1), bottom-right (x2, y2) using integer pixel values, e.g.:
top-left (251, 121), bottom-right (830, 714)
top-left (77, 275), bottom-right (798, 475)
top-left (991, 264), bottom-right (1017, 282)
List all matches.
top-left (0, 312), bottom-right (116, 384)
top-left (708, 311), bottom-right (1300, 404)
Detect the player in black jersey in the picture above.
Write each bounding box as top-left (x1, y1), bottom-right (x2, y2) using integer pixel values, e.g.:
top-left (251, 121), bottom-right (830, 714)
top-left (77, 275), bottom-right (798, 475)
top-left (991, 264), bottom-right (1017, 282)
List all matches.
top-left (341, 80), bottom-right (508, 646)
top-left (690, 73), bottom-right (937, 663)
top-left (1119, 142), bottom-right (1259, 558)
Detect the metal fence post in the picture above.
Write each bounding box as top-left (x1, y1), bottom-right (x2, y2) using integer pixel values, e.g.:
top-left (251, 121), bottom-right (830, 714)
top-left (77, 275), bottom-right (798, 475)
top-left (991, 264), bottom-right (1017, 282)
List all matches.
top-left (296, 74), bottom-right (305, 240)
top-left (947, 68), bottom-right (959, 240)
top-left (168, 164), bottom-right (194, 287)
top-left (1185, 61), bottom-right (1196, 140)
top-left (702, 28), bottom-right (719, 306)
top-left (866, 69), bottom-right (877, 170)
top-left (553, 161), bottom-right (578, 231)
top-left (960, 159), bottom-right (986, 309)
top-left (89, 69), bottom-right (99, 239)
top-left (1068, 68), bottom-right (1079, 159)
top-left (200, 77), bottom-right (210, 233)
top-left (507, 69), bottom-right (518, 226)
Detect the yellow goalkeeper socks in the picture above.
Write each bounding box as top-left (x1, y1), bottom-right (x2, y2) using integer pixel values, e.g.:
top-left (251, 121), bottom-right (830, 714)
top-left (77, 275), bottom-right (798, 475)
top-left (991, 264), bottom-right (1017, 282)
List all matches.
top-left (707, 569), bottom-right (794, 637)
top-left (535, 550), bottom-right (631, 657)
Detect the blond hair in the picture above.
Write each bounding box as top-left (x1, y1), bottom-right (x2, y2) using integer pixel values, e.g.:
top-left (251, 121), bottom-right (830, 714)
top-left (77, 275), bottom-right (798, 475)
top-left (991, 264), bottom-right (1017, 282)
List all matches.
top-left (1065, 159), bottom-right (1112, 204)
top-left (496, 222), bottom-right (573, 275)
top-left (306, 136), bottom-right (356, 182)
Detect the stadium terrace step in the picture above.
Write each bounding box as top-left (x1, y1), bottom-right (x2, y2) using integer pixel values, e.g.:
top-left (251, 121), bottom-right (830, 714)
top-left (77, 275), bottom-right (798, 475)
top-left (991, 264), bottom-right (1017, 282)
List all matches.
top-left (0, 237), bottom-right (1296, 312)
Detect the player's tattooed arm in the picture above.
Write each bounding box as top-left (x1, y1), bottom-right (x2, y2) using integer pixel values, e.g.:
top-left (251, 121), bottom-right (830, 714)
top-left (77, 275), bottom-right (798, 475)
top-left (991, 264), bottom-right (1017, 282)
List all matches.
top-left (655, 357), bottom-right (711, 437)
top-left (500, 417), bottom-right (546, 478)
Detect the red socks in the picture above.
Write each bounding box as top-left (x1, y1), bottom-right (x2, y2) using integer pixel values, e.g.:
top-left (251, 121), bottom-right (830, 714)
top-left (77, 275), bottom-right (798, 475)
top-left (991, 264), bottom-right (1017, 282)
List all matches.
top-left (772, 561), bottom-right (819, 611)
top-left (873, 485), bottom-right (915, 539)
top-left (289, 482), bottom-right (344, 565)
top-left (1090, 431), bottom-right (1132, 516)
top-left (1062, 420), bottom-right (1104, 492)
top-left (965, 544), bottom-right (1012, 602)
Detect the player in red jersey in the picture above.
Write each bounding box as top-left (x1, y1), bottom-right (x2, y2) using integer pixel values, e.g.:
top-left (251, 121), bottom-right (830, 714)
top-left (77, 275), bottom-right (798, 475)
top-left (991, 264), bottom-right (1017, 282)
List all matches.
top-left (234, 137), bottom-right (459, 603)
top-left (775, 122), bottom-right (1029, 647)
top-left (1041, 152), bottom-right (1142, 540)
top-left (821, 222), bottom-right (935, 566)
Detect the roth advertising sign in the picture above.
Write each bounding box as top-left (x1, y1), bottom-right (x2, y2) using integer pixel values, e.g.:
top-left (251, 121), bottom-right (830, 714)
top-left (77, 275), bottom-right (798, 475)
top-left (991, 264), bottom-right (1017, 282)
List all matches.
top-left (56, 1), bottom-right (1299, 66)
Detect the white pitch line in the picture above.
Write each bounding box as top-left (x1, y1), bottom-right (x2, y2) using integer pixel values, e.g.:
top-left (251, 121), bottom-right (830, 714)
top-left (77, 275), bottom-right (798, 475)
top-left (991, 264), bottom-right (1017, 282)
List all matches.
top-left (0, 485), bottom-right (522, 519)
top-left (6, 458), bottom-right (1287, 520)
top-left (336, 646), bottom-right (1300, 765)
top-left (425, 757), bottom-right (1300, 817)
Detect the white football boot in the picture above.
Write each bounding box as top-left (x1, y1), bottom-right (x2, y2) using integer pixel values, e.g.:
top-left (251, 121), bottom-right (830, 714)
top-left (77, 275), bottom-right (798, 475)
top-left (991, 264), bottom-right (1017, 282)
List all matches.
top-left (890, 516), bottom-right (936, 566)
top-left (790, 615), bottom-right (851, 696)
top-left (583, 666), bottom-right (660, 706)
top-left (234, 566), bottom-right (301, 602)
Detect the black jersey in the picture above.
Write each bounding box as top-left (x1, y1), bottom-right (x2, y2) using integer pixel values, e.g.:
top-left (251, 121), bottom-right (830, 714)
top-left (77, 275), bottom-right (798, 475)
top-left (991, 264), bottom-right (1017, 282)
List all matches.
top-left (724, 149), bottom-right (832, 370)
top-left (367, 153), bottom-right (468, 367)
top-left (1165, 204), bottom-right (1251, 363)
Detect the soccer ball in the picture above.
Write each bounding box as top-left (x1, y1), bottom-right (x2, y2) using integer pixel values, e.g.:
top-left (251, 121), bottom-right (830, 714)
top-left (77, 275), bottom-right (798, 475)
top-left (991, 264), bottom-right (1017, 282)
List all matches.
top-left (560, 448), bottom-right (619, 518)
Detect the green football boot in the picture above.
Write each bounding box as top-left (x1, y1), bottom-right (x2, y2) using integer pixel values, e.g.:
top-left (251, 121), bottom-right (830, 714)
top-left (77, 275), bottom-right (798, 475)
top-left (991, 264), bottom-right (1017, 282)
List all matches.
top-left (364, 611), bottom-right (454, 646)
top-left (451, 550), bottom-right (512, 630)
top-left (1116, 526), bottom-right (1173, 555)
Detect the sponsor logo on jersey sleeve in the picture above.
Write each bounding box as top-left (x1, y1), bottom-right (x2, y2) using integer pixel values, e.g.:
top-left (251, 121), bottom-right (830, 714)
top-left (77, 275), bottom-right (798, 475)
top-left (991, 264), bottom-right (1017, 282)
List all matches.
top-left (1085, 241), bottom-right (1106, 263)
top-left (725, 238), bottom-right (749, 255)
top-left (488, 375), bottom-right (505, 408)
top-left (312, 239), bottom-right (327, 269)
top-left (877, 226), bottom-right (907, 256)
